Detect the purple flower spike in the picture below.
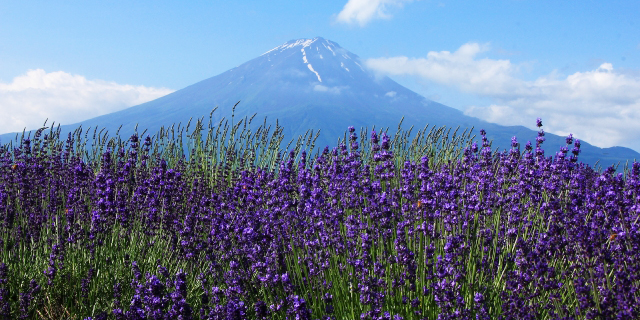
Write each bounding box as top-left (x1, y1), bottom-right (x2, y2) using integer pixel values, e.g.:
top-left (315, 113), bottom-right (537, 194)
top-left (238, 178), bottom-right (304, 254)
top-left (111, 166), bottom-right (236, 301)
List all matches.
top-left (371, 130), bottom-right (379, 144)
top-left (536, 117), bottom-right (543, 127)
top-left (566, 133), bottom-right (573, 145)
top-left (571, 147), bottom-right (582, 156)
top-left (381, 133), bottom-right (390, 150)
top-left (511, 136), bottom-right (518, 148)
top-left (288, 295), bottom-right (311, 320)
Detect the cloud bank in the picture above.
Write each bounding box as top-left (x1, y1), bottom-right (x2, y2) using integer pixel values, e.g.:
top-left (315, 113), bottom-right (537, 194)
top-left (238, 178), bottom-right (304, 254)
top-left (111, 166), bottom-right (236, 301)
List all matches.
top-left (335, 0), bottom-right (416, 26)
top-left (0, 69), bottom-right (174, 135)
top-left (365, 43), bottom-right (640, 151)
top-left (314, 84), bottom-right (348, 94)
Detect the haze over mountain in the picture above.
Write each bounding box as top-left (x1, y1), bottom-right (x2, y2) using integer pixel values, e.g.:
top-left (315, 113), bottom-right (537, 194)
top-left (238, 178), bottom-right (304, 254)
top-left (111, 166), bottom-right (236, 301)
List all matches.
top-left (2, 37), bottom-right (638, 169)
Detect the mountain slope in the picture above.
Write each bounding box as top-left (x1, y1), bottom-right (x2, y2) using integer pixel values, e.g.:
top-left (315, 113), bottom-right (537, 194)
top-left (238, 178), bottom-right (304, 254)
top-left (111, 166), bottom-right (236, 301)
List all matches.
top-left (2, 37), bottom-right (638, 169)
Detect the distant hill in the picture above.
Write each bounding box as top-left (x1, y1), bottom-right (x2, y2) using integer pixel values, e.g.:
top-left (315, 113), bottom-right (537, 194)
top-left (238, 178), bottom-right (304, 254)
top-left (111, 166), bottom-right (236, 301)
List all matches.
top-left (2, 37), bottom-right (638, 170)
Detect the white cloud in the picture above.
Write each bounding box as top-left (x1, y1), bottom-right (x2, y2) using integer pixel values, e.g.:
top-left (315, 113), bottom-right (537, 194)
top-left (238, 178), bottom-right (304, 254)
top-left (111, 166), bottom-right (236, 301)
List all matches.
top-left (314, 84), bottom-right (348, 94)
top-left (0, 69), bottom-right (174, 135)
top-left (365, 44), bottom-right (640, 151)
top-left (385, 91), bottom-right (397, 97)
top-left (335, 0), bottom-right (416, 26)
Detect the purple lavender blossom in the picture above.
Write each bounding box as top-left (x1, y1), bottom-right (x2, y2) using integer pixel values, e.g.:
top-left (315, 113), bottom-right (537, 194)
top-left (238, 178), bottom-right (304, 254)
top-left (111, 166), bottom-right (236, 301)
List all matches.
top-left (0, 264), bottom-right (9, 319)
top-left (565, 133), bottom-right (574, 145)
top-left (0, 116), bottom-right (636, 319)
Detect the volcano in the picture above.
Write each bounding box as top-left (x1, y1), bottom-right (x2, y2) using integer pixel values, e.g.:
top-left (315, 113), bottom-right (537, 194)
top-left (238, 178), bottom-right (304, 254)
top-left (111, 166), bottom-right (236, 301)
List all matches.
top-left (2, 37), bottom-right (638, 168)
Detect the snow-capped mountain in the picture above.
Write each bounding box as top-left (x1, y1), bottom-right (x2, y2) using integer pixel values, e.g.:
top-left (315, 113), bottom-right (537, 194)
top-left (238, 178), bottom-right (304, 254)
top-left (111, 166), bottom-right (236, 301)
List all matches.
top-left (2, 37), bottom-right (638, 168)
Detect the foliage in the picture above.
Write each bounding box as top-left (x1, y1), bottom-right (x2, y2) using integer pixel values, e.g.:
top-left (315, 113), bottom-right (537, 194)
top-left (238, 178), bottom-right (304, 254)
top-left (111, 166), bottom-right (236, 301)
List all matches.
top-left (0, 109), bottom-right (638, 319)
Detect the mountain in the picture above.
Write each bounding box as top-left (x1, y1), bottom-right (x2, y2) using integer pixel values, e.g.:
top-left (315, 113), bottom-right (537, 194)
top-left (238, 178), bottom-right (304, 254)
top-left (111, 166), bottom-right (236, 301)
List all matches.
top-left (2, 37), bottom-right (638, 169)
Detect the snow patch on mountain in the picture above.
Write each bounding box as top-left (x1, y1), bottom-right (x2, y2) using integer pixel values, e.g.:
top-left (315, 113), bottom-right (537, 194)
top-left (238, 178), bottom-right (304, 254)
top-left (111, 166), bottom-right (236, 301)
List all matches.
top-left (262, 38), bottom-right (318, 55)
top-left (323, 43), bottom-right (336, 56)
top-left (301, 48), bottom-right (322, 82)
top-left (307, 64), bottom-right (322, 82)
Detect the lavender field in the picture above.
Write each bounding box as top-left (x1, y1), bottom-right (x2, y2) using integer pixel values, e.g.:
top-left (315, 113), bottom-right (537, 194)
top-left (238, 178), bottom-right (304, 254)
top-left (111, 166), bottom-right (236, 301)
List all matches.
top-left (0, 112), bottom-right (638, 319)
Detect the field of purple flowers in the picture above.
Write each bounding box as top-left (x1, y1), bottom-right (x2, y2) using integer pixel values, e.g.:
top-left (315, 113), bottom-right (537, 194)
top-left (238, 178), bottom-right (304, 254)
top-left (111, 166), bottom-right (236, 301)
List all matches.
top-left (0, 112), bottom-right (638, 319)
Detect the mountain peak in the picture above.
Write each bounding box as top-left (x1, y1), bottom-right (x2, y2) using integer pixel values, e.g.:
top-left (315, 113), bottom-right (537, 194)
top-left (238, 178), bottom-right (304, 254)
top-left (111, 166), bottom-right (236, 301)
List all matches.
top-left (258, 37), bottom-right (363, 84)
top-left (261, 37), bottom-right (340, 56)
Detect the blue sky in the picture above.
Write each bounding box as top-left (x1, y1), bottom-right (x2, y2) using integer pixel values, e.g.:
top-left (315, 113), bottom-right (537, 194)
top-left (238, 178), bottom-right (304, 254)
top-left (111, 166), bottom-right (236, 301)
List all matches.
top-left (1, 0), bottom-right (639, 152)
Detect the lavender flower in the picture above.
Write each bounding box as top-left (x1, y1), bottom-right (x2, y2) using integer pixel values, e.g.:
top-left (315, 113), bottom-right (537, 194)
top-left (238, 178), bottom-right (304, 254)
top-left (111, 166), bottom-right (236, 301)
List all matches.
top-left (566, 133), bottom-right (573, 145)
top-left (0, 115), bottom-right (637, 319)
top-left (0, 264), bottom-right (10, 319)
top-left (511, 136), bottom-right (518, 149)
